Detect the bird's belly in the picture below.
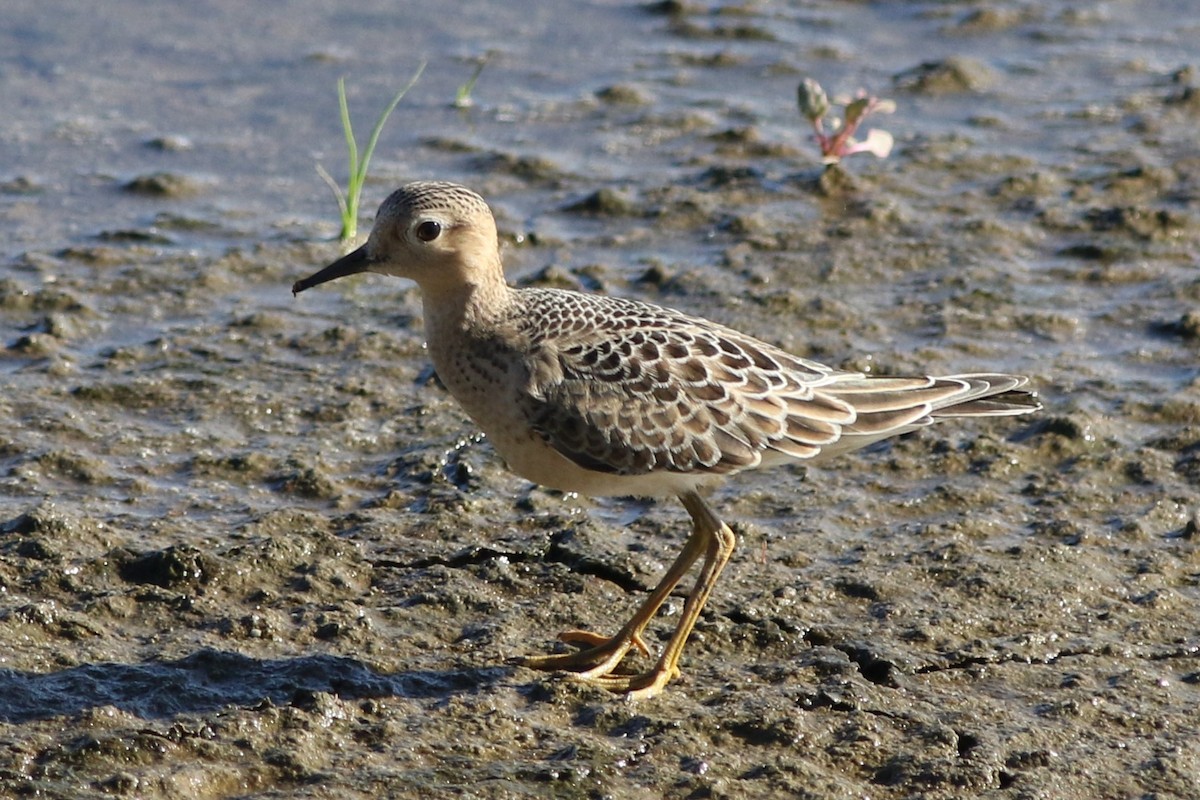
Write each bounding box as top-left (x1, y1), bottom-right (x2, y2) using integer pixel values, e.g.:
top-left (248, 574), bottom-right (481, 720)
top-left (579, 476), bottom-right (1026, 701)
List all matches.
top-left (446, 382), bottom-right (703, 498)
top-left (434, 342), bottom-right (713, 499)
top-left (466, 404), bottom-right (696, 497)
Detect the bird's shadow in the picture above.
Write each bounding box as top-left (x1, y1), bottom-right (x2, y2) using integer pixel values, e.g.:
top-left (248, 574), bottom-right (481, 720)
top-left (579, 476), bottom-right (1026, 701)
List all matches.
top-left (0, 648), bottom-right (511, 724)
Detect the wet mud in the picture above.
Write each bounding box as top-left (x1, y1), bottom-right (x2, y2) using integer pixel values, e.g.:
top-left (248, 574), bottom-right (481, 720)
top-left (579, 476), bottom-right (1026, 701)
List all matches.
top-left (2, 1), bottom-right (1199, 798)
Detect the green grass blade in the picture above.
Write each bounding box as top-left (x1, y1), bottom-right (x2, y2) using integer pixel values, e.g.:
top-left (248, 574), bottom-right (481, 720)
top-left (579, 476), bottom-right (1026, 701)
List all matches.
top-left (335, 77), bottom-right (359, 241)
top-left (455, 55), bottom-right (488, 108)
top-left (325, 64), bottom-right (426, 242)
top-left (356, 61), bottom-right (427, 193)
top-left (337, 77), bottom-right (359, 189)
top-left (315, 163), bottom-right (351, 240)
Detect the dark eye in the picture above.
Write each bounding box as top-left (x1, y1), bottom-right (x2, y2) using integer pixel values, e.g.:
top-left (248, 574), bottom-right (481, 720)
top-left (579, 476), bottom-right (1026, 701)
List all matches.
top-left (415, 220), bottom-right (442, 242)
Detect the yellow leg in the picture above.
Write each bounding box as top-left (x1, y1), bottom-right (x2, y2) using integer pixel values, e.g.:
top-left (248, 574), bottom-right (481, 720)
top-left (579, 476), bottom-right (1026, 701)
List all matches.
top-left (521, 491), bottom-right (736, 699)
top-left (521, 512), bottom-right (707, 677)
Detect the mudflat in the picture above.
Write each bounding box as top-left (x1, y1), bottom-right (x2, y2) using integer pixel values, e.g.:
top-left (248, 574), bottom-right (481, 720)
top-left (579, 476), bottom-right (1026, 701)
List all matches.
top-left (2, 1), bottom-right (1197, 797)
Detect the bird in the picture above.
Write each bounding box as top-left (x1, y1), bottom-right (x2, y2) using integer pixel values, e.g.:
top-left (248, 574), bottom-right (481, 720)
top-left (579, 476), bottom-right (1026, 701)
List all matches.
top-left (292, 180), bottom-right (1041, 700)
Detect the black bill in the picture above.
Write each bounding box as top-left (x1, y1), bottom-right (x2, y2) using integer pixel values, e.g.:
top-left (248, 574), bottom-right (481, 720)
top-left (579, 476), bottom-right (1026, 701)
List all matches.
top-left (292, 244), bottom-right (372, 295)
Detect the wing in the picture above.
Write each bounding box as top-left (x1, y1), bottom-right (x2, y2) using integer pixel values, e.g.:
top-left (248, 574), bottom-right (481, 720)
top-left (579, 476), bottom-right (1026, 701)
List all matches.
top-left (514, 290), bottom-right (1039, 477)
top-left (516, 290), bottom-right (861, 476)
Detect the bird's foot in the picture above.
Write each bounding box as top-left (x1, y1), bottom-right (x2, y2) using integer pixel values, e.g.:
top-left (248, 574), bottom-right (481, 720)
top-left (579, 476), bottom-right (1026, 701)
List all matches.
top-left (558, 628), bottom-right (653, 659)
top-left (521, 629), bottom-right (681, 700)
top-left (520, 627), bottom-right (651, 678)
top-left (570, 662), bottom-right (682, 701)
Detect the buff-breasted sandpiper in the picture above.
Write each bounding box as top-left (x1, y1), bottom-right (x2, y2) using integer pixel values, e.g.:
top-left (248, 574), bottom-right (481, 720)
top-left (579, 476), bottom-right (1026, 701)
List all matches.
top-left (293, 181), bottom-right (1040, 699)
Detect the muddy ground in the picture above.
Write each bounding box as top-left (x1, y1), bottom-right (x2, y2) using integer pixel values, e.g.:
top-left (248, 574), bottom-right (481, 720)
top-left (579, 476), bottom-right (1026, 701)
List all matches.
top-left (2, 1), bottom-right (1199, 798)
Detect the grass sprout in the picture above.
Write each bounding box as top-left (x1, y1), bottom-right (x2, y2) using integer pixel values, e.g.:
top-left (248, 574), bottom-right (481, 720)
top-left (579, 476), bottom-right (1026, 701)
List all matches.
top-left (317, 62), bottom-right (426, 242)
top-left (454, 54), bottom-right (490, 109)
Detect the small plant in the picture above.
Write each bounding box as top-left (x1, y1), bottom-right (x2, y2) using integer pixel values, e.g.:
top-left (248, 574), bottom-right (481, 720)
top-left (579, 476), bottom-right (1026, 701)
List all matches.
top-left (797, 78), bottom-right (896, 166)
top-left (316, 62), bottom-right (426, 243)
top-left (453, 54), bottom-right (490, 109)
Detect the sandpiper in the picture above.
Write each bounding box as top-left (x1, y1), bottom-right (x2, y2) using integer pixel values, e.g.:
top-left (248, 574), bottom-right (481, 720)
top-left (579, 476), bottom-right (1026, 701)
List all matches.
top-left (293, 181), bottom-right (1040, 699)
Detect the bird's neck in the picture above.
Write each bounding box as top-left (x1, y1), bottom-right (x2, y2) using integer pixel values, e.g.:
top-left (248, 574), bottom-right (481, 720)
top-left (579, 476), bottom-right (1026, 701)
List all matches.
top-left (421, 269), bottom-right (514, 355)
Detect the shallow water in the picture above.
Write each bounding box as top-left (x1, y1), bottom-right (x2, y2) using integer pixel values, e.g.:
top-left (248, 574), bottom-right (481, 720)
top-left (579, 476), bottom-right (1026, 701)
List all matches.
top-left (3, 1), bottom-right (1199, 798)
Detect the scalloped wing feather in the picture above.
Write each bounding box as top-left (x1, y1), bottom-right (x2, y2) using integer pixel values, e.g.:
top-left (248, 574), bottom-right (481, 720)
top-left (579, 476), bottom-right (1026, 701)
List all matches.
top-left (514, 290), bottom-right (1037, 477)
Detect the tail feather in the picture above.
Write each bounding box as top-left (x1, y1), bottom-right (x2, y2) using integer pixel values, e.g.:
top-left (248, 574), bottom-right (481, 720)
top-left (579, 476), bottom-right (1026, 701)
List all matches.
top-left (795, 372), bottom-right (1040, 463)
top-left (926, 374), bottom-right (1040, 418)
top-left (934, 391), bottom-right (1042, 418)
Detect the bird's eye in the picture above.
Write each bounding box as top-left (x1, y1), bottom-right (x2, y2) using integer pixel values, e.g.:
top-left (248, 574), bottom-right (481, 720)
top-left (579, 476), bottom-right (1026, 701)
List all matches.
top-left (415, 220), bottom-right (442, 242)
